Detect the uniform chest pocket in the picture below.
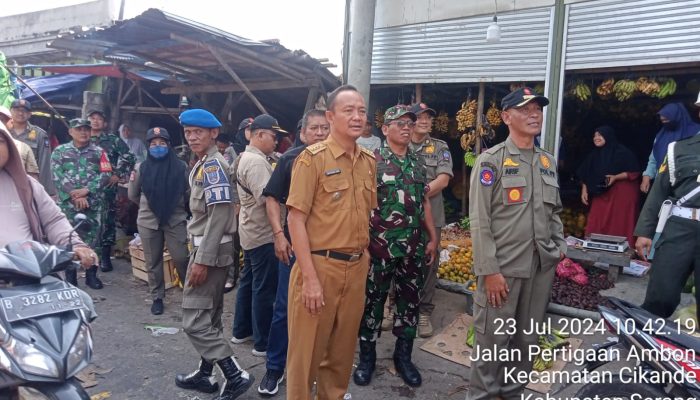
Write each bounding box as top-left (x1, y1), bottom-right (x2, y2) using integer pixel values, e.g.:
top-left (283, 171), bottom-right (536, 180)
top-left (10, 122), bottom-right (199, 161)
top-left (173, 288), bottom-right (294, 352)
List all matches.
top-left (501, 176), bottom-right (527, 205)
top-left (321, 178), bottom-right (351, 210)
top-left (190, 187), bottom-right (206, 213)
top-left (423, 157), bottom-right (438, 180)
top-left (541, 174), bottom-right (559, 205)
top-left (361, 179), bottom-right (377, 212)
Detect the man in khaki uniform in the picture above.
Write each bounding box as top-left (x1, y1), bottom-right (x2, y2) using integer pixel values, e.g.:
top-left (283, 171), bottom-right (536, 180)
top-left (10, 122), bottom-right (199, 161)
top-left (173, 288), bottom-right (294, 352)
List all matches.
top-left (286, 85), bottom-right (377, 399)
top-left (0, 106), bottom-right (38, 178)
top-left (406, 102), bottom-right (453, 338)
top-left (467, 88), bottom-right (566, 400)
top-left (175, 109), bottom-right (253, 400)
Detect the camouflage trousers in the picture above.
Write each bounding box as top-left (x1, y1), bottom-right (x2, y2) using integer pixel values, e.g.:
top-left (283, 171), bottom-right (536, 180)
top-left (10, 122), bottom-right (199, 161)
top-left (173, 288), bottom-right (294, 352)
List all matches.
top-left (100, 187), bottom-right (117, 247)
top-left (63, 207), bottom-right (102, 249)
top-left (358, 255), bottom-right (425, 341)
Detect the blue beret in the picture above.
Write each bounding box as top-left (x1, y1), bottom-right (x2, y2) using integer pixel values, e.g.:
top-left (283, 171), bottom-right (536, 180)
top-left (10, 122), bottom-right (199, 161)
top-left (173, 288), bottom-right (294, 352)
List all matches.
top-left (179, 109), bottom-right (222, 128)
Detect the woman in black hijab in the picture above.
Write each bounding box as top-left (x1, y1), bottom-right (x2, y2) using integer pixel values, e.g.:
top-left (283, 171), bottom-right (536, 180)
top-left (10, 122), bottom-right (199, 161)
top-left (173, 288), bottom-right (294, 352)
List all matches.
top-left (128, 127), bottom-right (190, 315)
top-left (577, 126), bottom-right (641, 245)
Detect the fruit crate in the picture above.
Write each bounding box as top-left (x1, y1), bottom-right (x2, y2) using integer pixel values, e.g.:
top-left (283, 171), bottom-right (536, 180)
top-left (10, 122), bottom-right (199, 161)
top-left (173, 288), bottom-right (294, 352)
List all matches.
top-left (128, 246), bottom-right (179, 289)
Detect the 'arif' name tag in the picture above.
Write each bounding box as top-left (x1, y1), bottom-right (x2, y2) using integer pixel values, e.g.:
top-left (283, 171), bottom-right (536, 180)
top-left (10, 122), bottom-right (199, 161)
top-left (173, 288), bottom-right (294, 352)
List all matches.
top-left (325, 169), bottom-right (341, 176)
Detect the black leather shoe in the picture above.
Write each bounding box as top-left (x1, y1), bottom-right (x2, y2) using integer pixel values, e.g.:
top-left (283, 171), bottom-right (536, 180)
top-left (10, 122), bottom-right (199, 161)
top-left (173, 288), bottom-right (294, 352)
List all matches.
top-left (353, 340), bottom-right (376, 386)
top-left (100, 246), bottom-right (113, 272)
top-left (85, 267), bottom-right (103, 290)
top-left (65, 267), bottom-right (78, 286)
top-left (151, 299), bottom-right (164, 315)
top-left (214, 357), bottom-right (254, 400)
top-left (394, 338), bottom-right (422, 387)
top-left (175, 358), bottom-right (219, 393)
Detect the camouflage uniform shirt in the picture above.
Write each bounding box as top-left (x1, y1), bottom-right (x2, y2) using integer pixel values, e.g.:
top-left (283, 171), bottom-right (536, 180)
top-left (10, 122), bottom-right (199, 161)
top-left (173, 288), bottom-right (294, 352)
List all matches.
top-left (51, 142), bottom-right (111, 212)
top-left (91, 131), bottom-right (136, 179)
top-left (369, 145), bottom-right (429, 259)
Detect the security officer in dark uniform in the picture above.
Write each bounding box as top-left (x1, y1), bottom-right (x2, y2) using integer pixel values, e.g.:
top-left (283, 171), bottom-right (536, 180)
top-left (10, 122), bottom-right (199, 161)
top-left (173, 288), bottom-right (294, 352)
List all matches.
top-left (175, 109), bottom-right (253, 400)
top-left (635, 131), bottom-right (700, 322)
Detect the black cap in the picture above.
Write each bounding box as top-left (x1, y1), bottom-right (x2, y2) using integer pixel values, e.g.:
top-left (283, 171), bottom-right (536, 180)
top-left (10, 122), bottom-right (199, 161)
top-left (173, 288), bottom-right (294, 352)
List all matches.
top-left (501, 87), bottom-right (549, 110)
top-left (238, 117), bottom-right (254, 131)
top-left (69, 118), bottom-right (91, 128)
top-left (250, 114), bottom-right (288, 134)
top-left (11, 99), bottom-right (31, 111)
top-left (146, 127), bottom-right (171, 142)
top-left (87, 109), bottom-right (107, 118)
top-left (410, 102), bottom-right (436, 117)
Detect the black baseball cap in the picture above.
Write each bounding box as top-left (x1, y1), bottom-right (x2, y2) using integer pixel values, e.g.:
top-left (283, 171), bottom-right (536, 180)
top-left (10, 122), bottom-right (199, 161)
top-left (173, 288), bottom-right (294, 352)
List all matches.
top-left (11, 99), bottom-right (31, 111)
top-left (238, 117), bottom-right (254, 131)
top-left (146, 127), bottom-right (171, 142)
top-left (69, 118), bottom-right (91, 128)
top-left (250, 114), bottom-right (288, 134)
top-left (410, 102), bottom-right (436, 117)
top-left (501, 87), bottom-right (549, 110)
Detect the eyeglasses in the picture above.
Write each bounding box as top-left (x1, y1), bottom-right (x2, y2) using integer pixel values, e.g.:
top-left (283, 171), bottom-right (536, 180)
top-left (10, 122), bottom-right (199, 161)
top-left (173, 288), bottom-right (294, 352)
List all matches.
top-left (388, 120), bottom-right (416, 128)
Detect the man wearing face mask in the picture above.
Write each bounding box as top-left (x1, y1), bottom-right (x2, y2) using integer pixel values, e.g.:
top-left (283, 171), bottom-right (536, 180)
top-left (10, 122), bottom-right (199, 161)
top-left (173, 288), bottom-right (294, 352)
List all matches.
top-left (128, 127), bottom-right (190, 315)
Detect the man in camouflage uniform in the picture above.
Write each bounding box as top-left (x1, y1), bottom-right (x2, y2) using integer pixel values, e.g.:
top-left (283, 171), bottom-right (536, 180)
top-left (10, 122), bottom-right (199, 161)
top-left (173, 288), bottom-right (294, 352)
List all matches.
top-left (8, 99), bottom-right (55, 196)
top-left (88, 109), bottom-right (136, 272)
top-left (52, 118), bottom-right (112, 289)
top-left (354, 105), bottom-right (437, 388)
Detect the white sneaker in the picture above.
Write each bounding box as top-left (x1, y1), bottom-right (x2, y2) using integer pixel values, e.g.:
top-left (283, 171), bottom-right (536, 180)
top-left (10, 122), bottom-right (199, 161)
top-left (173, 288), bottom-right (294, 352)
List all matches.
top-left (252, 348), bottom-right (267, 357)
top-left (230, 335), bottom-right (252, 344)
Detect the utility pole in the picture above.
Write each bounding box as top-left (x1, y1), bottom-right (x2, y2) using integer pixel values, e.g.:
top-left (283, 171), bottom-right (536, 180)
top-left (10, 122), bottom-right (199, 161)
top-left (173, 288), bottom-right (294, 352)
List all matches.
top-left (345, 0), bottom-right (376, 104)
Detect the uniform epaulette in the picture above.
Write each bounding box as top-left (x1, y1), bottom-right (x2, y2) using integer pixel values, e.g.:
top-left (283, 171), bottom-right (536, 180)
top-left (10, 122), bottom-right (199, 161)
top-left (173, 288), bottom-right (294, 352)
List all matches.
top-left (484, 142), bottom-right (505, 155)
top-left (430, 137), bottom-right (448, 146)
top-left (306, 142), bottom-right (327, 155)
top-left (360, 146), bottom-right (376, 159)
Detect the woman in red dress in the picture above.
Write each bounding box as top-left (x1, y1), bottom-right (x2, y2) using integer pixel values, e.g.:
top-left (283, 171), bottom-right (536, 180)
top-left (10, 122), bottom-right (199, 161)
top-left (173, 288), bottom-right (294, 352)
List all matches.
top-left (577, 126), bottom-right (640, 245)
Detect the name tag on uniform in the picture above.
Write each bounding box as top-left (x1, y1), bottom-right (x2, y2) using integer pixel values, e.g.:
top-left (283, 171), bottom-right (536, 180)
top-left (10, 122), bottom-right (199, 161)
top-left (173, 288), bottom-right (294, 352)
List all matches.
top-left (325, 169), bottom-right (341, 176)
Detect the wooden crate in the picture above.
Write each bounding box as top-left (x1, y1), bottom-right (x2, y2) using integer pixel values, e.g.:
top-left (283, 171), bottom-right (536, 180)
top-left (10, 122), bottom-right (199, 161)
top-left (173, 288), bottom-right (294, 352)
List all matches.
top-left (129, 246), bottom-right (179, 289)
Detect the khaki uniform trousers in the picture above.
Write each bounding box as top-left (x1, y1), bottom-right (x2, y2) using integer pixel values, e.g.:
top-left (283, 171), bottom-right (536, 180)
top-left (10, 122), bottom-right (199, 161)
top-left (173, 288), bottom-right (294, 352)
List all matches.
top-left (182, 242), bottom-right (235, 363)
top-left (138, 222), bottom-right (189, 300)
top-left (286, 253), bottom-right (369, 400)
top-left (468, 256), bottom-right (555, 400)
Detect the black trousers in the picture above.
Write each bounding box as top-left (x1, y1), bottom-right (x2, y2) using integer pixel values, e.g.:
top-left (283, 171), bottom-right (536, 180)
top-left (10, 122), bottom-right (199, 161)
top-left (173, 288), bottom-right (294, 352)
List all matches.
top-left (641, 216), bottom-right (700, 321)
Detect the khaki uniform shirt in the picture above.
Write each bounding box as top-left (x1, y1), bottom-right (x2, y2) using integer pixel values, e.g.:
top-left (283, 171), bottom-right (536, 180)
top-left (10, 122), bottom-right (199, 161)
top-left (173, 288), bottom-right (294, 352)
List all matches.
top-left (128, 162), bottom-right (189, 230)
top-left (12, 123), bottom-right (55, 195)
top-left (469, 137), bottom-right (566, 278)
top-left (187, 146), bottom-right (237, 267)
top-left (287, 135), bottom-right (378, 254)
top-left (237, 145), bottom-right (274, 250)
top-left (409, 136), bottom-right (453, 227)
top-left (13, 139), bottom-right (39, 175)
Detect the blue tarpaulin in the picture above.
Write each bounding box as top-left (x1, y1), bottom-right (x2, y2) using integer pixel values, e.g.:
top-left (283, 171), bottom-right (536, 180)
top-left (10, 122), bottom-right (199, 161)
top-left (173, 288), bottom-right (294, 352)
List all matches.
top-left (19, 74), bottom-right (92, 105)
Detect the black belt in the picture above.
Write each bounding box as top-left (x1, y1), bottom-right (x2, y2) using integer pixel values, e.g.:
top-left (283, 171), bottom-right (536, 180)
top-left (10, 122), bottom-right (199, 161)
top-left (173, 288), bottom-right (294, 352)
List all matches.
top-left (311, 250), bottom-right (362, 262)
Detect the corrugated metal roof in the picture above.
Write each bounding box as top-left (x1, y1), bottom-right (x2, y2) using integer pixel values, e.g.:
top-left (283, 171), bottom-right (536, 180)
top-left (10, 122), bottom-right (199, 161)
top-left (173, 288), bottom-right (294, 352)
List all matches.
top-left (371, 7), bottom-right (552, 84)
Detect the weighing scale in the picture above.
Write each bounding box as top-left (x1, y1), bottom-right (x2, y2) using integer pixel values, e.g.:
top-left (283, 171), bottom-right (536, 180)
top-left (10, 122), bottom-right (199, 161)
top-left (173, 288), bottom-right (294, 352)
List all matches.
top-left (570, 233), bottom-right (629, 253)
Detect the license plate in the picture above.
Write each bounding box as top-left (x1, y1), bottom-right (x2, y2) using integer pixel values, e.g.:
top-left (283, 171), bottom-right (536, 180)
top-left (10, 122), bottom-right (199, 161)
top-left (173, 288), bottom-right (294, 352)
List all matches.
top-left (0, 289), bottom-right (85, 322)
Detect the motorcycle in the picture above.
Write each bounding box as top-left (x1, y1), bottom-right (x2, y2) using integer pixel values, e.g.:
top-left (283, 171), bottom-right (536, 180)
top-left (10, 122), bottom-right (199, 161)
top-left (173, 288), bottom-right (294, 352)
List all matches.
top-left (0, 216), bottom-right (97, 399)
top-left (572, 297), bottom-right (700, 399)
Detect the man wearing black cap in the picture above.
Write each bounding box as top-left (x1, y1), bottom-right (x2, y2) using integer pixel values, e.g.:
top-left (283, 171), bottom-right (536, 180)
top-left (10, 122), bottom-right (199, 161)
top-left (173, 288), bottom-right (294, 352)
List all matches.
top-left (128, 127), bottom-right (190, 315)
top-left (407, 102), bottom-right (453, 338)
top-left (176, 109), bottom-right (253, 400)
top-left (7, 99), bottom-right (55, 196)
top-left (87, 109), bottom-right (136, 273)
top-left (467, 88), bottom-right (565, 400)
top-left (231, 114), bottom-right (284, 358)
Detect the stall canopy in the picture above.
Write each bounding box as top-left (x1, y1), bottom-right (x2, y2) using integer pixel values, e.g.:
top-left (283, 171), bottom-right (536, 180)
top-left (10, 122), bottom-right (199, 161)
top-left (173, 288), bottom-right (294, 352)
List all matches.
top-left (46, 8), bottom-right (340, 125)
top-left (18, 73), bottom-right (92, 105)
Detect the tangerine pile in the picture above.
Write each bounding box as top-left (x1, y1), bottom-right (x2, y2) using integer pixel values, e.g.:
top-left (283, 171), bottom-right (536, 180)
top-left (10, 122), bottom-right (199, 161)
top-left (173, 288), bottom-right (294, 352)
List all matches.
top-left (438, 246), bottom-right (476, 289)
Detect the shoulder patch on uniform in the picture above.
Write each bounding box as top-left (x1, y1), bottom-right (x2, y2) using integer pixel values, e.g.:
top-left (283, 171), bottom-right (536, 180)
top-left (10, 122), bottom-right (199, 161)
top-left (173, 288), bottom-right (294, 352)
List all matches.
top-left (99, 151), bottom-right (112, 173)
top-left (360, 146), bottom-right (376, 159)
top-left (480, 167), bottom-right (495, 186)
top-left (442, 150), bottom-right (451, 161)
top-left (202, 158), bottom-right (232, 206)
top-left (306, 142), bottom-right (327, 155)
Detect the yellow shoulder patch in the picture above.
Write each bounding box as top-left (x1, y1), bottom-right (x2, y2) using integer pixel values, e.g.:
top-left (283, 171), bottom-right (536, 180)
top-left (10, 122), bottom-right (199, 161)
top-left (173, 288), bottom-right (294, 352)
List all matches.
top-left (306, 142), bottom-right (327, 155)
top-left (360, 146), bottom-right (376, 159)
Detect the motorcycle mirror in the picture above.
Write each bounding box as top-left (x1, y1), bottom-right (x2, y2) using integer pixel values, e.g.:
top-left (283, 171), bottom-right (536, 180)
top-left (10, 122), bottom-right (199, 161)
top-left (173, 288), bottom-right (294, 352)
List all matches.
top-left (67, 214), bottom-right (88, 250)
top-left (73, 214), bottom-right (87, 224)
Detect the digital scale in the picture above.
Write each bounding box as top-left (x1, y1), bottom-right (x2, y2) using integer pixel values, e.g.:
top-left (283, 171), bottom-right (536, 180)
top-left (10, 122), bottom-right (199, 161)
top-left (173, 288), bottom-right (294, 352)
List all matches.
top-left (570, 233), bottom-right (629, 253)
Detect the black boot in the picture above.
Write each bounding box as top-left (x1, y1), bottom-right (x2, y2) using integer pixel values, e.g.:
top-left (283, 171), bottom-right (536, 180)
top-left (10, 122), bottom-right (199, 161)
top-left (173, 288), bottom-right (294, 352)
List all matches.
top-left (175, 358), bottom-right (219, 393)
top-left (353, 340), bottom-right (376, 386)
top-left (65, 267), bottom-right (78, 286)
top-left (394, 338), bottom-right (422, 387)
top-left (100, 246), bottom-right (113, 272)
top-left (214, 356), bottom-right (254, 400)
top-left (85, 267), bottom-right (103, 290)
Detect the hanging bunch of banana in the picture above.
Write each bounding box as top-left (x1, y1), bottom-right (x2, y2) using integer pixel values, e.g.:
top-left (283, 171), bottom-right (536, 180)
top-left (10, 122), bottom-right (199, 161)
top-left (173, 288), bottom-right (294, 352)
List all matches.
top-left (613, 79), bottom-right (637, 101)
top-left (652, 78), bottom-right (677, 99)
top-left (434, 111), bottom-right (450, 134)
top-left (636, 77), bottom-right (661, 97)
top-left (374, 108), bottom-right (384, 128)
top-left (570, 82), bottom-right (592, 102)
top-left (456, 99), bottom-right (477, 132)
top-left (596, 78), bottom-right (615, 99)
top-left (486, 102), bottom-right (502, 127)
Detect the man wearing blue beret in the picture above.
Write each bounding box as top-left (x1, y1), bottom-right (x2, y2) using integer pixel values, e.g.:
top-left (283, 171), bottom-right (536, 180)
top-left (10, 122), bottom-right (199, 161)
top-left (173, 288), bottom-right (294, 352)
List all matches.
top-left (175, 109), bottom-right (253, 400)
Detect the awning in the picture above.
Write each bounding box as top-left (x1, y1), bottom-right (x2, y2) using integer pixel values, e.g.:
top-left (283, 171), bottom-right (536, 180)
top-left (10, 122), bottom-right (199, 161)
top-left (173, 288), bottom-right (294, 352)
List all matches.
top-left (35, 63), bottom-right (175, 82)
top-left (19, 73), bottom-right (92, 105)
